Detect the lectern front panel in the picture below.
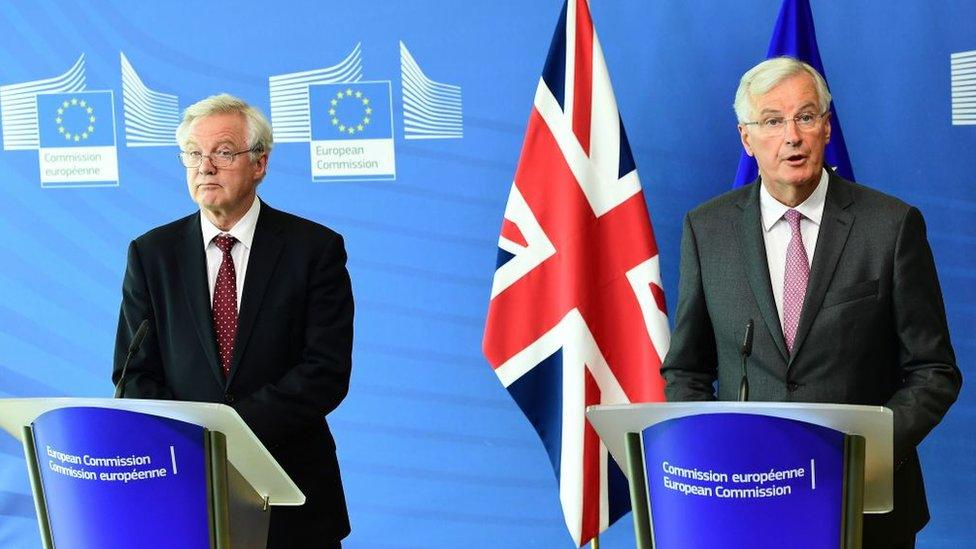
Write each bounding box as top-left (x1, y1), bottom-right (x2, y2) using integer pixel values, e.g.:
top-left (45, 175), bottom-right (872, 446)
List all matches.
top-left (30, 407), bottom-right (211, 548)
top-left (641, 413), bottom-right (847, 549)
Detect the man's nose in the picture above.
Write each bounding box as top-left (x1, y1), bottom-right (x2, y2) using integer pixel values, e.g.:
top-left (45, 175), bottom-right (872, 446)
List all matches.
top-left (197, 156), bottom-right (217, 174)
top-left (783, 118), bottom-right (803, 145)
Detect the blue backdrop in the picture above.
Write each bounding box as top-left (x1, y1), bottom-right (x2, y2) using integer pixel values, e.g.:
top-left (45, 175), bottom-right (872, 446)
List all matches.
top-left (0, 1), bottom-right (972, 547)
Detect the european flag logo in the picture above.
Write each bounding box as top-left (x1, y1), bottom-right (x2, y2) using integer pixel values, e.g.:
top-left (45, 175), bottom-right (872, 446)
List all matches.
top-left (309, 82), bottom-right (392, 141)
top-left (37, 91), bottom-right (116, 148)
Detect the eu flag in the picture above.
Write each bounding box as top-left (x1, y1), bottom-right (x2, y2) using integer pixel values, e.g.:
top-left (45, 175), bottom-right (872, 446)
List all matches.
top-left (732, 0), bottom-right (855, 187)
top-left (309, 82), bottom-right (392, 141)
top-left (37, 91), bottom-right (117, 148)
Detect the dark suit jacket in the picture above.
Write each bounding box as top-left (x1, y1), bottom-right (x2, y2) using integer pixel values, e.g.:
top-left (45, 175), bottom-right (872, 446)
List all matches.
top-left (113, 201), bottom-right (354, 543)
top-left (661, 172), bottom-right (961, 540)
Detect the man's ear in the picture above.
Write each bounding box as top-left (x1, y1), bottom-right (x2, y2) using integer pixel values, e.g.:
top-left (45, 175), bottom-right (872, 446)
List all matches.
top-left (252, 153), bottom-right (268, 182)
top-left (738, 125), bottom-right (755, 157)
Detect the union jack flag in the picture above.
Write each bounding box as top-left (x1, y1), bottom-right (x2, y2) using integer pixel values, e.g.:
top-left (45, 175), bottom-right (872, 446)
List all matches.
top-left (482, 0), bottom-right (670, 545)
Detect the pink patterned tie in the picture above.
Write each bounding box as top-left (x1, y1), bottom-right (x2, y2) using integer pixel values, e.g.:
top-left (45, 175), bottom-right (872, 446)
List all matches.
top-left (212, 235), bottom-right (238, 377)
top-left (783, 209), bottom-right (808, 354)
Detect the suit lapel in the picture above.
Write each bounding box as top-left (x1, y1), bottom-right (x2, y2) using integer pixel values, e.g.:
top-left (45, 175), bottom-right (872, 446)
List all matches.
top-left (177, 214), bottom-right (225, 387)
top-left (789, 174), bottom-right (854, 363)
top-left (736, 181), bottom-right (789, 362)
top-left (226, 204), bottom-right (285, 385)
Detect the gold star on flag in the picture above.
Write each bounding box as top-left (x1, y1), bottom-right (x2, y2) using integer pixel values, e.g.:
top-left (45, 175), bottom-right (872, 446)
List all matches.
top-left (357, 124), bottom-right (363, 131)
top-left (70, 98), bottom-right (78, 105)
top-left (79, 100), bottom-right (87, 107)
top-left (331, 118), bottom-right (339, 126)
top-left (331, 99), bottom-right (338, 106)
top-left (338, 124), bottom-right (346, 131)
top-left (347, 127), bottom-right (355, 134)
top-left (362, 98), bottom-right (370, 105)
top-left (345, 88), bottom-right (353, 95)
top-left (355, 91), bottom-right (362, 98)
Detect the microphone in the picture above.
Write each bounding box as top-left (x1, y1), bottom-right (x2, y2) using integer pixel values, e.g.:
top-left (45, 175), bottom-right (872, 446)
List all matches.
top-left (114, 319), bottom-right (150, 399)
top-left (738, 319), bottom-right (754, 402)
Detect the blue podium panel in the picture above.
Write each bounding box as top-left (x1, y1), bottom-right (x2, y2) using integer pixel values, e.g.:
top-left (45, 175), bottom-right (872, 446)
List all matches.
top-left (642, 413), bottom-right (847, 549)
top-left (31, 407), bottom-right (210, 549)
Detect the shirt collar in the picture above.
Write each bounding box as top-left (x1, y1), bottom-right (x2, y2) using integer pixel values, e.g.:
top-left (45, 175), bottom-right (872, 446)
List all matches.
top-left (200, 196), bottom-right (261, 250)
top-left (759, 168), bottom-right (829, 232)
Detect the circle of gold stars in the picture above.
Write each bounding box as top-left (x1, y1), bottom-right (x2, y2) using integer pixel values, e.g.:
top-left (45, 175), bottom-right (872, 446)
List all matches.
top-left (55, 97), bottom-right (96, 142)
top-left (329, 88), bottom-right (372, 135)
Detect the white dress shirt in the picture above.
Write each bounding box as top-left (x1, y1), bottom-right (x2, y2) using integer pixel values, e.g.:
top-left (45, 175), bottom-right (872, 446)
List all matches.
top-left (200, 196), bottom-right (261, 309)
top-left (759, 169), bottom-right (828, 326)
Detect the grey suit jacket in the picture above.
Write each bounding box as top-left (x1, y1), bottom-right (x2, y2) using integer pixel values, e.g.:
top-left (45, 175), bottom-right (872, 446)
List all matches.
top-left (661, 171), bottom-right (961, 538)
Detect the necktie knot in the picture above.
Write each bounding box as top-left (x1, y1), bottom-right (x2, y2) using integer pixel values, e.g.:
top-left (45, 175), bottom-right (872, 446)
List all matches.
top-left (784, 209), bottom-right (803, 234)
top-left (213, 235), bottom-right (237, 254)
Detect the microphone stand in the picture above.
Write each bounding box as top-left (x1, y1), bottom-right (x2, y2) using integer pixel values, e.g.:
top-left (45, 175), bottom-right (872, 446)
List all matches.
top-left (114, 319), bottom-right (150, 399)
top-left (738, 319), bottom-right (754, 402)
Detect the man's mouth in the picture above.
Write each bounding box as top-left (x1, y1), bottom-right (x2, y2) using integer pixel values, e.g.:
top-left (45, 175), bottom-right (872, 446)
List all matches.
top-left (784, 154), bottom-right (806, 165)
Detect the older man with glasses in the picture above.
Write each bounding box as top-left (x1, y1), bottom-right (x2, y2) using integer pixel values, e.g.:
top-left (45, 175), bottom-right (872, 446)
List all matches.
top-left (114, 93), bottom-right (354, 548)
top-left (661, 57), bottom-right (961, 549)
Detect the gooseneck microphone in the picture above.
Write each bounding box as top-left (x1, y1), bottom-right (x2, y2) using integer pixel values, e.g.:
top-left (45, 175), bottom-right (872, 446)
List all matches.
top-left (738, 319), bottom-right (754, 402)
top-left (114, 319), bottom-right (150, 399)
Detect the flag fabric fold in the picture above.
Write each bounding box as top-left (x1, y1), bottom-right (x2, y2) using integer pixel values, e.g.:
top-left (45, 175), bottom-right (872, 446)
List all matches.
top-left (482, 0), bottom-right (669, 545)
top-left (733, 0), bottom-right (855, 187)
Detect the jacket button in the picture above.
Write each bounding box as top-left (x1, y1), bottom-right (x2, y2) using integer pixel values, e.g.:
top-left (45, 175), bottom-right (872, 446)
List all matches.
top-left (224, 394), bottom-right (236, 404)
top-left (786, 382), bottom-right (799, 392)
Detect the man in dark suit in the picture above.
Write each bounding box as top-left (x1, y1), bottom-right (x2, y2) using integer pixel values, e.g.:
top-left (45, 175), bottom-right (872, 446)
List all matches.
top-left (113, 94), bottom-right (353, 548)
top-left (661, 57), bottom-right (960, 548)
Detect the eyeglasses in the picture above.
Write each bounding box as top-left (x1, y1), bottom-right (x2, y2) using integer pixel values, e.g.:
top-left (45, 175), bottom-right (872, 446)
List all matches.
top-left (742, 111), bottom-right (828, 136)
top-left (178, 147), bottom-right (259, 168)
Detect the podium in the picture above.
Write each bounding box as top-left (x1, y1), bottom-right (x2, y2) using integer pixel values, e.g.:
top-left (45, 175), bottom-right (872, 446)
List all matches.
top-left (586, 402), bottom-right (893, 549)
top-left (0, 398), bottom-right (304, 549)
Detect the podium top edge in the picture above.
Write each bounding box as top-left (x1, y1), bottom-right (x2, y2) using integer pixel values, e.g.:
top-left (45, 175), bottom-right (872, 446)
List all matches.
top-left (587, 401), bottom-right (892, 416)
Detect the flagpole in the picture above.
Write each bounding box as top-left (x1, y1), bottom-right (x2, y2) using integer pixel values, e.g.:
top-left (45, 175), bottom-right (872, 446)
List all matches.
top-left (590, 535), bottom-right (599, 549)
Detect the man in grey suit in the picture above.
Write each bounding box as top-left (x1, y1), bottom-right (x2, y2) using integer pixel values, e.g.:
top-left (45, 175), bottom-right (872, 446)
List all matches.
top-left (661, 57), bottom-right (961, 548)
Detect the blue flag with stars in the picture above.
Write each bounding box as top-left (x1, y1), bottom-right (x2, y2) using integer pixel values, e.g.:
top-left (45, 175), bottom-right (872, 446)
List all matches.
top-left (37, 91), bottom-right (116, 148)
top-left (310, 82), bottom-right (392, 141)
top-left (732, 0), bottom-right (855, 187)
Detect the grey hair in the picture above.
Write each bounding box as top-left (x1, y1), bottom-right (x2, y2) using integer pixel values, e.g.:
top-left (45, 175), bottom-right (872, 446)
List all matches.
top-left (733, 57), bottom-right (832, 123)
top-left (175, 93), bottom-right (274, 160)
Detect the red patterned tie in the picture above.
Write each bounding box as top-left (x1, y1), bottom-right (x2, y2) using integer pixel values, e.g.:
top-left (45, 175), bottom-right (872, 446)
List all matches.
top-left (212, 235), bottom-right (238, 377)
top-left (782, 209), bottom-right (809, 354)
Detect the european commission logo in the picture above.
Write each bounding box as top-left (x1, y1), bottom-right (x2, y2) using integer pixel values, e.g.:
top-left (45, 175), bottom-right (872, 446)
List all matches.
top-left (309, 81), bottom-right (395, 182)
top-left (37, 91), bottom-right (119, 187)
top-left (0, 55), bottom-right (120, 188)
top-left (399, 41), bottom-right (462, 140)
top-left (951, 50), bottom-right (976, 126)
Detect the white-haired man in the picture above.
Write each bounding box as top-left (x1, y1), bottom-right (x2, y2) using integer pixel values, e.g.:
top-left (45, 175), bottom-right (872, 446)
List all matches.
top-left (114, 94), bottom-right (353, 548)
top-left (661, 57), bottom-right (960, 548)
